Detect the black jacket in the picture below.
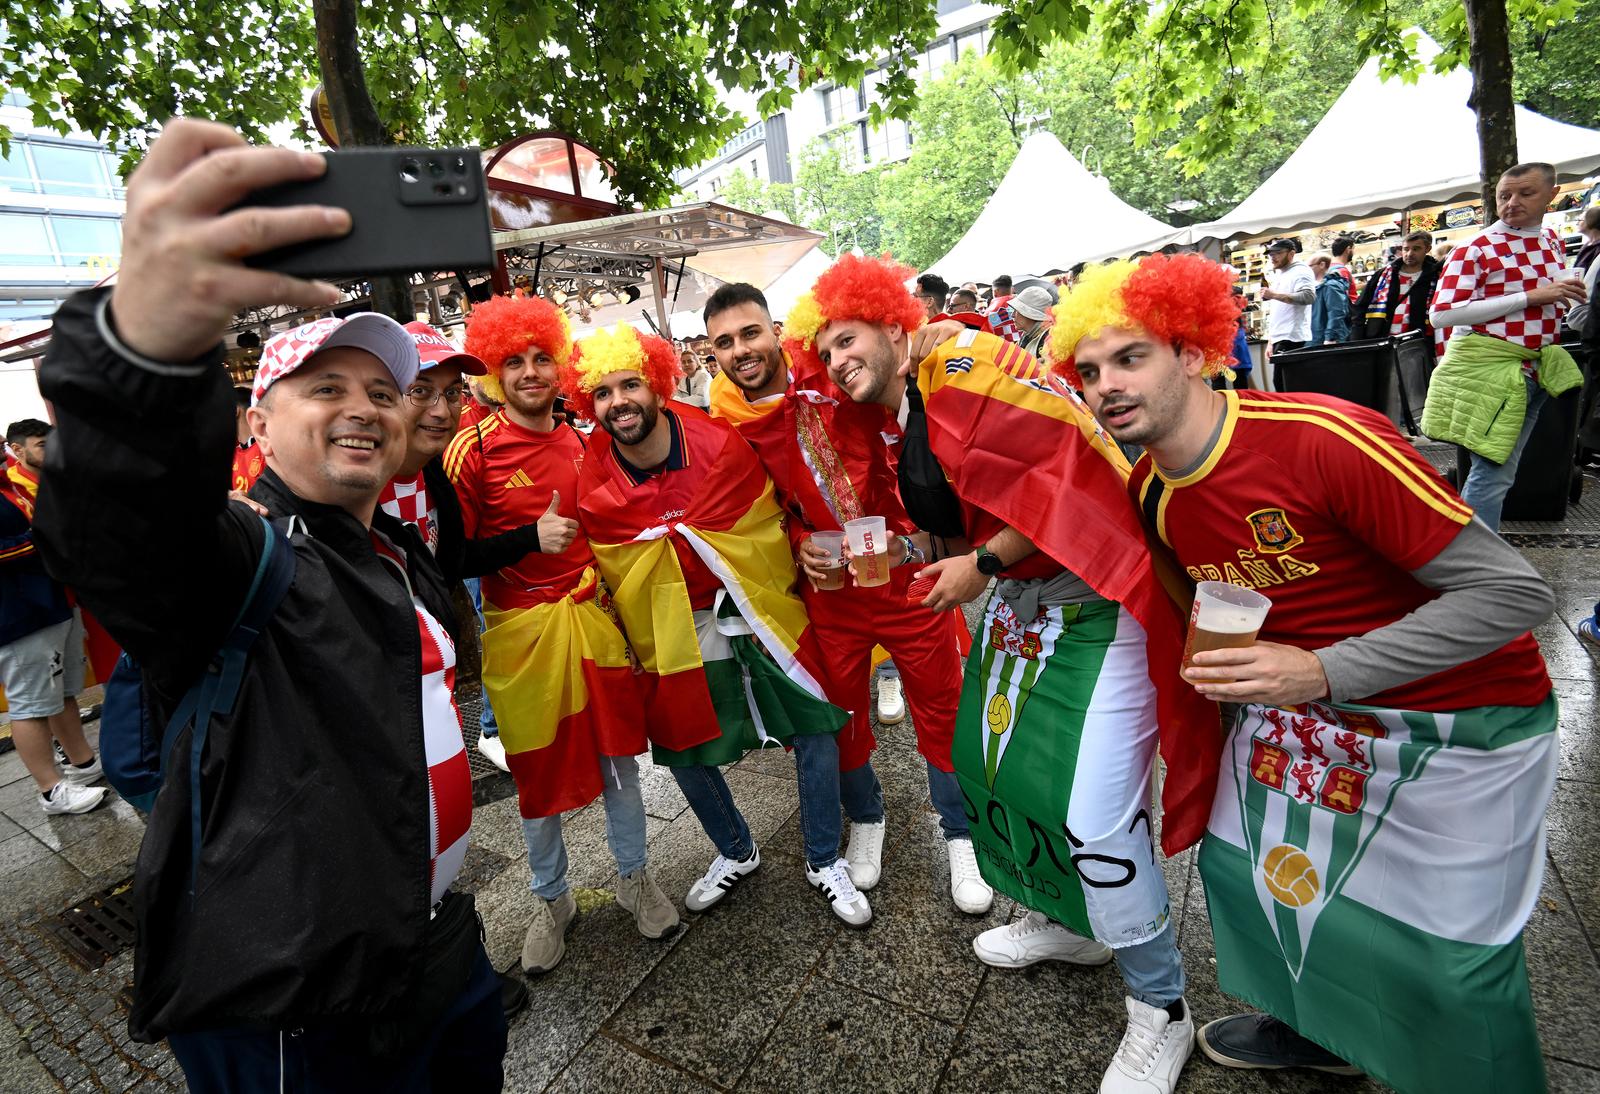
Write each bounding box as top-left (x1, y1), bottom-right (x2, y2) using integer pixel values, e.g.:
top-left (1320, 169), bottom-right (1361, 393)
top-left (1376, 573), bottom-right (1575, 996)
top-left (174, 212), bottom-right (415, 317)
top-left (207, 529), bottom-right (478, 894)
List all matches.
top-left (1353, 256), bottom-right (1441, 342)
top-left (33, 289), bottom-right (460, 1041)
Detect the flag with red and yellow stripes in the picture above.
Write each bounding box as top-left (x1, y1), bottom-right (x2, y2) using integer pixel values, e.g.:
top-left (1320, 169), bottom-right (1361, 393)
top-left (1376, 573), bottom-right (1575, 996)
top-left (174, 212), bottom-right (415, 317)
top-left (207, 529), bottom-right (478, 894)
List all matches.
top-left (917, 328), bottom-right (1221, 855)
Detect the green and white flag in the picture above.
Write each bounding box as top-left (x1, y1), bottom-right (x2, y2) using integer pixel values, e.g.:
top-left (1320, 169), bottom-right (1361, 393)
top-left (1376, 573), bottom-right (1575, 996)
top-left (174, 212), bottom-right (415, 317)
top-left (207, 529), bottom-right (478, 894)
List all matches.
top-left (1201, 696), bottom-right (1558, 1093)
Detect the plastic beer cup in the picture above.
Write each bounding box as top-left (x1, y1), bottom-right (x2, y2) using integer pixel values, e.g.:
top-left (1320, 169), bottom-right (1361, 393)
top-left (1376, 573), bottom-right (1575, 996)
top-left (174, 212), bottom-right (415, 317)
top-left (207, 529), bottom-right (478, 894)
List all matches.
top-left (843, 516), bottom-right (891, 589)
top-left (1182, 581), bottom-right (1272, 678)
top-left (810, 531), bottom-right (848, 591)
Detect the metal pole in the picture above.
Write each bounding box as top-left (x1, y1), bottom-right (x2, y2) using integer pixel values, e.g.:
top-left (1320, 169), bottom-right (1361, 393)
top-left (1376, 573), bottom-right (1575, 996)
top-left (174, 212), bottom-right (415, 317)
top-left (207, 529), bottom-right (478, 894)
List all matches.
top-left (652, 257), bottom-right (671, 338)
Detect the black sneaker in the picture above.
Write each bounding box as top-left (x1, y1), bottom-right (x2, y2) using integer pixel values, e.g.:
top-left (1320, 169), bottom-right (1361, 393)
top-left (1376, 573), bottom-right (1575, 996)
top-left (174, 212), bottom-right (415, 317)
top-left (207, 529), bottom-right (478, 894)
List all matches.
top-left (1196, 1013), bottom-right (1361, 1074)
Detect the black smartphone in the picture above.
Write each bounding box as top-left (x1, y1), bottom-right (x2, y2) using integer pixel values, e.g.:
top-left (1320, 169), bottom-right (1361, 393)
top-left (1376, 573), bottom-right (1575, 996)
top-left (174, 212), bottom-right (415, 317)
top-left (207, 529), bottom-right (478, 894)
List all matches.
top-left (238, 147), bottom-right (494, 278)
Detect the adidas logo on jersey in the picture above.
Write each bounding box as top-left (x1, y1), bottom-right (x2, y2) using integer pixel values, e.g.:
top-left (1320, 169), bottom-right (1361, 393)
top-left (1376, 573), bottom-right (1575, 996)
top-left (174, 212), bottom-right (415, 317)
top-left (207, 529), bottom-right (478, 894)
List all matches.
top-left (503, 469), bottom-right (536, 489)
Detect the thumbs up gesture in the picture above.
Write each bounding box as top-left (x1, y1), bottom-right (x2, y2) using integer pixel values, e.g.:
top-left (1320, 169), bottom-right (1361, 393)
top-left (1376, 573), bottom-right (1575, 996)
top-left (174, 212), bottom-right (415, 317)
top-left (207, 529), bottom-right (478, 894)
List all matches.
top-left (537, 490), bottom-right (580, 554)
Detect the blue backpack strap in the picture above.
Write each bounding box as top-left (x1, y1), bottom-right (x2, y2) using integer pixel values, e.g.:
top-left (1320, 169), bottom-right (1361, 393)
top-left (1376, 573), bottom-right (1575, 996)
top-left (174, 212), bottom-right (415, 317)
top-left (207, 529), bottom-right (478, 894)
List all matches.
top-left (161, 514), bottom-right (297, 892)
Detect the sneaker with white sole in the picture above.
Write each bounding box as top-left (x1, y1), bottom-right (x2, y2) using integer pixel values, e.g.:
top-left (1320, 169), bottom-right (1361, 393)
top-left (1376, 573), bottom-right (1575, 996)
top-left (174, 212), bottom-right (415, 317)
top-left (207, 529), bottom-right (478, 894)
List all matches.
top-left (876, 674), bottom-right (905, 724)
top-left (946, 836), bottom-right (993, 914)
top-left (61, 754), bottom-right (104, 787)
top-left (52, 740), bottom-right (68, 768)
top-left (806, 857), bottom-right (873, 927)
top-left (684, 847), bottom-right (761, 912)
top-left (616, 867), bottom-right (680, 939)
top-left (973, 910), bottom-right (1113, 968)
top-left (521, 889), bottom-right (576, 973)
top-left (844, 820), bottom-right (887, 891)
top-left (1100, 996), bottom-right (1193, 1093)
top-left (39, 780), bottom-right (107, 816)
top-left (477, 731), bottom-right (510, 772)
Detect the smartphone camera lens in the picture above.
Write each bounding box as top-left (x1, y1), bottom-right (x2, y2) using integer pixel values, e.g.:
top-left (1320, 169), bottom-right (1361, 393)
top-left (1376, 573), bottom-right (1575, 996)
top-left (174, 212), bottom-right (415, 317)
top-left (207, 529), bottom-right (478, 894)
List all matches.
top-left (427, 159), bottom-right (445, 179)
top-left (400, 158), bottom-right (421, 183)
top-left (452, 156), bottom-right (467, 176)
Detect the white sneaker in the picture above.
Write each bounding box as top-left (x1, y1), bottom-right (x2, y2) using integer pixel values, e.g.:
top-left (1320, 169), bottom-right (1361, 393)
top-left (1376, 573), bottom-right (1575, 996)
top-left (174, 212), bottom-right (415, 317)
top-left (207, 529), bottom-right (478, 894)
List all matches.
top-left (52, 740), bottom-right (68, 768)
top-left (685, 847), bottom-right (760, 912)
top-left (39, 781), bottom-right (107, 816)
top-left (61, 754), bottom-right (104, 786)
top-left (946, 837), bottom-right (993, 914)
top-left (844, 820), bottom-right (887, 891)
top-left (973, 910), bottom-right (1114, 968)
top-left (806, 857), bottom-right (873, 927)
top-left (477, 731), bottom-right (509, 772)
top-left (1100, 996), bottom-right (1193, 1094)
top-left (876, 674), bottom-right (905, 724)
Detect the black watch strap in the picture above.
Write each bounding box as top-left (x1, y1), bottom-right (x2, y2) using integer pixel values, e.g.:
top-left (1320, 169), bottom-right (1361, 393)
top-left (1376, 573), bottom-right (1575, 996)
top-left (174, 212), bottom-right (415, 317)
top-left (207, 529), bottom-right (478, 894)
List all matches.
top-left (975, 544), bottom-right (1004, 576)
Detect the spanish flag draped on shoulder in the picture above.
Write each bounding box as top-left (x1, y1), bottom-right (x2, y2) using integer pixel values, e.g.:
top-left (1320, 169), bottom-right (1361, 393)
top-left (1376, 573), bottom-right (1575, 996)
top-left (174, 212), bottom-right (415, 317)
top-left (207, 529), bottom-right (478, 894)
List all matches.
top-left (915, 328), bottom-right (1220, 855)
top-left (576, 407), bottom-right (845, 764)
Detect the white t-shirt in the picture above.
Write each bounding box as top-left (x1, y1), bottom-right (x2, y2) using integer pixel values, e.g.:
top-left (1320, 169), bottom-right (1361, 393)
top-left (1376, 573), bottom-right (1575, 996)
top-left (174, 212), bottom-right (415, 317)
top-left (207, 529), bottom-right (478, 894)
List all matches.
top-left (1265, 260), bottom-right (1315, 344)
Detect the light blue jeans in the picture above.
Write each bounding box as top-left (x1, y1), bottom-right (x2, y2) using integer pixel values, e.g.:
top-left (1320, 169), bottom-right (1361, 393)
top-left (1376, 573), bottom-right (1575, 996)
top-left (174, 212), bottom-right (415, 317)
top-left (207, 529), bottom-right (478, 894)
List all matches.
top-left (464, 577), bottom-right (499, 736)
top-left (1114, 924), bottom-right (1187, 1009)
top-left (523, 755), bottom-right (648, 900)
top-left (1460, 375), bottom-right (1549, 532)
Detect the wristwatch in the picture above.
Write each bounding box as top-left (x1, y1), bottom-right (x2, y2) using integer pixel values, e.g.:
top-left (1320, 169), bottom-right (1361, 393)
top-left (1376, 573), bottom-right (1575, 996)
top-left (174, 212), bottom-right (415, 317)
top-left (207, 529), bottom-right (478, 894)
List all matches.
top-left (897, 534), bottom-right (926, 568)
top-left (974, 543), bottom-right (1004, 576)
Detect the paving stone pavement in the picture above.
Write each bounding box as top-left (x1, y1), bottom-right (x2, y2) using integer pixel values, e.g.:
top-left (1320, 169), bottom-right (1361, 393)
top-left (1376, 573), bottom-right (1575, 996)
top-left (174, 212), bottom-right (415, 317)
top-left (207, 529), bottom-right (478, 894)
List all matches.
top-left (0, 551), bottom-right (1596, 1092)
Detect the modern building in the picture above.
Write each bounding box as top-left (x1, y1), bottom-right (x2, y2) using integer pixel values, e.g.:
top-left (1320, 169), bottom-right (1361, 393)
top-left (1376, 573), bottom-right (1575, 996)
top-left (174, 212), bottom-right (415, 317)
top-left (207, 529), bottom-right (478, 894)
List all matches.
top-left (675, 0), bottom-right (999, 201)
top-left (0, 90), bottom-right (126, 331)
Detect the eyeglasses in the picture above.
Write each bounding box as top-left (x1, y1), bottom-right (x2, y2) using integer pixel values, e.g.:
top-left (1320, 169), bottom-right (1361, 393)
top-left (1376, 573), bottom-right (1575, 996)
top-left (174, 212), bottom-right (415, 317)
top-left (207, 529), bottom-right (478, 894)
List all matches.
top-left (404, 385), bottom-right (466, 408)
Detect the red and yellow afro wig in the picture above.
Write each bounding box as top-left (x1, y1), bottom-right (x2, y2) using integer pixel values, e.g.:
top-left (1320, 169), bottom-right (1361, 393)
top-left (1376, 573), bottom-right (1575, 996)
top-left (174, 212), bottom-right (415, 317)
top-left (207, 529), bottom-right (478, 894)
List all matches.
top-left (558, 323), bottom-right (682, 420)
top-left (1048, 253), bottom-right (1242, 384)
top-left (782, 254), bottom-right (926, 378)
top-left (463, 293), bottom-right (573, 403)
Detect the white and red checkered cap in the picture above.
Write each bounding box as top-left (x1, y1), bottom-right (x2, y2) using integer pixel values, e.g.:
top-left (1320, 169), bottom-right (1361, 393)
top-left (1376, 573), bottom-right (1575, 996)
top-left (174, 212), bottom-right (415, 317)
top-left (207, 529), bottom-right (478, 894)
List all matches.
top-left (402, 321), bottom-right (488, 376)
top-left (252, 313), bottom-right (421, 406)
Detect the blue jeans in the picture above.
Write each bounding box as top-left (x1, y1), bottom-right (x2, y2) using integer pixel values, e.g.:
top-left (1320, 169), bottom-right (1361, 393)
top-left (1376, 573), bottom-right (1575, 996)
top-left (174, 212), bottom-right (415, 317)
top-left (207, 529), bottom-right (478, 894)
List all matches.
top-left (463, 578), bottom-right (499, 736)
top-left (1114, 924), bottom-right (1187, 1009)
top-left (1460, 376), bottom-right (1549, 532)
top-left (673, 733), bottom-right (842, 870)
top-left (838, 760), bottom-right (969, 840)
top-left (523, 755), bottom-right (648, 899)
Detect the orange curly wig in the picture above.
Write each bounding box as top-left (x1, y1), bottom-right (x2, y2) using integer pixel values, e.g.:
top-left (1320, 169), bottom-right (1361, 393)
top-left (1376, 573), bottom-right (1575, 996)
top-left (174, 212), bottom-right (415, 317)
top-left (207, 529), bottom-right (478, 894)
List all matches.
top-left (463, 293), bottom-right (572, 402)
top-left (783, 254), bottom-right (926, 378)
top-left (558, 324), bottom-right (682, 420)
top-left (1048, 253), bottom-right (1242, 384)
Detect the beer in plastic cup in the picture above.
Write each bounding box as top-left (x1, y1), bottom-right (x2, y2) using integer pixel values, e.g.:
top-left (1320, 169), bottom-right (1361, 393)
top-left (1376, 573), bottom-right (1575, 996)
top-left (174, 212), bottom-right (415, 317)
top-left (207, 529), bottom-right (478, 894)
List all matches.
top-left (843, 516), bottom-right (891, 589)
top-left (1183, 581), bottom-right (1272, 677)
top-left (810, 531), bottom-right (848, 591)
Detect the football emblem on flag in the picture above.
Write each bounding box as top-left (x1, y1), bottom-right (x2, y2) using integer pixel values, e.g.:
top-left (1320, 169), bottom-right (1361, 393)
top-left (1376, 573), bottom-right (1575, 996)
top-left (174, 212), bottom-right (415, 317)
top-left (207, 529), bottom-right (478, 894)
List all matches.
top-left (1261, 844), bottom-right (1319, 907)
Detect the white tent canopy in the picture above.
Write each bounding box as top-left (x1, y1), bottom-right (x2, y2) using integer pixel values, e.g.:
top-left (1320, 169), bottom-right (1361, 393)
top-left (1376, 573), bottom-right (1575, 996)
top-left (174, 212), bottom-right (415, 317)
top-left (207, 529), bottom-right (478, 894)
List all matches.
top-left (1189, 31), bottom-right (1600, 242)
top-left (926, 132), bottom-right (1179, 283)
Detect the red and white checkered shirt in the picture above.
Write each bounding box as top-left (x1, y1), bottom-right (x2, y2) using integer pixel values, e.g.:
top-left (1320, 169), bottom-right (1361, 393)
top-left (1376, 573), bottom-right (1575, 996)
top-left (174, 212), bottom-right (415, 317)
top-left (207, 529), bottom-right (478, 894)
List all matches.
top-left (371, 532), bottom-right (472, 906)
top-left (378, 472), bottom-right (438, 556)
top-left (1431, 223), bottom-right (1569, 350)
top-left (1389, 271), bottom-right (1416, 337)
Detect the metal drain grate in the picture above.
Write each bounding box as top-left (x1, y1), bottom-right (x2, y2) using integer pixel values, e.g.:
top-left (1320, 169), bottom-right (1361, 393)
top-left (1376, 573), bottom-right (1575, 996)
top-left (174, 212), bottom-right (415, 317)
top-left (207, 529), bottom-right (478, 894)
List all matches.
top-left (49, 878), bottom-right (137, 970)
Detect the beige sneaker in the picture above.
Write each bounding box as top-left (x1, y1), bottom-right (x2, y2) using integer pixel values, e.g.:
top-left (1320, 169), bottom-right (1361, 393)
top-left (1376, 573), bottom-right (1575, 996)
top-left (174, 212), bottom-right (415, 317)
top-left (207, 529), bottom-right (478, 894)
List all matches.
top-left (521, 889), bottom-right (576, 973)
top-left (616, 867), bottom-right (680, 939)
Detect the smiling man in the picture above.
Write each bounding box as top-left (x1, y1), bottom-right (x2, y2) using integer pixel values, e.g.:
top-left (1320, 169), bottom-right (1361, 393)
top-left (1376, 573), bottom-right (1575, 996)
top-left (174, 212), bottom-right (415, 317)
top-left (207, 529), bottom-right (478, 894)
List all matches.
top-left (1061, 252), bottom-right (1558, 1092)
top-left (30, 116), bottom-right (506, 1092)
top-left (791, 254), bottom-right (1220, 1094)
top-left (445, 295), bottom-right (675, 973)
top-left (562, 324), bottom-right (870, 928)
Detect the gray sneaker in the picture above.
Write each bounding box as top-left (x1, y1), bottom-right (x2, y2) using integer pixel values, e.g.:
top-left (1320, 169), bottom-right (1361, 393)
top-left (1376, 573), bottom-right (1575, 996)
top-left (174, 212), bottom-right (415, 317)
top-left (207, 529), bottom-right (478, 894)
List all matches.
top-left (521, 889), bottom-right (577, 974)
top-left (616, 867), bottom-right (680, 939)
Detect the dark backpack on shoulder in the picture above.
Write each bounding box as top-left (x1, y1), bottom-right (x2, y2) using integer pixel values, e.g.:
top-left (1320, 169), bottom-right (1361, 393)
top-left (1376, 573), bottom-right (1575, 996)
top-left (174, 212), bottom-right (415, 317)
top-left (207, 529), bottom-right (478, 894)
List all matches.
top-left (896, 374), bottom-right (967, 538)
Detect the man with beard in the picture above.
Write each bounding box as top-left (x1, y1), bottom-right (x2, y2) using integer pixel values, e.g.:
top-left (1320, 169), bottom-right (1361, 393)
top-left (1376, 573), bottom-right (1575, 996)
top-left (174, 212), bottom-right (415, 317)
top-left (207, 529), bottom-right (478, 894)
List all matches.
top-left (561, 324), bottom-right (870, 927)
top-left (703, 281), bottom-right (990, 914)
top-left (1062, 252), bottom-right (1557, 1093)
top-left (445, 295), bottom-right (676, 973)
top-left (790, 255), bottom-right (1221, 1094)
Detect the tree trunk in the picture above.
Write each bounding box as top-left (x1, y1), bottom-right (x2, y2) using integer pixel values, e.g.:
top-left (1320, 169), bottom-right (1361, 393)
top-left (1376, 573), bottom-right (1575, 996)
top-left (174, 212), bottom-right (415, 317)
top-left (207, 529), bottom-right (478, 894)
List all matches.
top-left (1464, 0), bottom-right (1518, 216)
top-left (311, 0), bottom-right (414, 321)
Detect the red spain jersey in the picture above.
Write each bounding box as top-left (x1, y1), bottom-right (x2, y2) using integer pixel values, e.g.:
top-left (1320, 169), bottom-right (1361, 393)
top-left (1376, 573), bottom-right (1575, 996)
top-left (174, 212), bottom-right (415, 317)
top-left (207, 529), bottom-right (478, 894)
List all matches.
top-left (457, 398), bottom-right (495, 434)
top-left (231, 443), bottom-right (265, 494)
top-left (1127, 390), bottom-right (1549, 711)
top-left (442, 410), bottom-right (592, 609)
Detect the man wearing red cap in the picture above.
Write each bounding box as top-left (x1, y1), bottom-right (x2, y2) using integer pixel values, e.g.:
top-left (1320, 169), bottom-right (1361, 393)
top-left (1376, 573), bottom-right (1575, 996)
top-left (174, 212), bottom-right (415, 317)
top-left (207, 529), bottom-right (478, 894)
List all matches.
top-left (446, 296), bottom-right (677, 973)
top-left (703, 281), bottom-right (990, 914)
top-left (31, 119), bottom-right (506, 1091)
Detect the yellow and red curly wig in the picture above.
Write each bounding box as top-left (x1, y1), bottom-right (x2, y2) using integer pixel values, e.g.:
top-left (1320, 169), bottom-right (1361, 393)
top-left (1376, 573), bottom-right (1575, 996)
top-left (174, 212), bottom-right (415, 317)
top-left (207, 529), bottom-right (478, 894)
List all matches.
top-left (558, 323), bottom-right (682, 420)
top-left (782, 254), bottom-right (926, 378)
top-left (463, 293), bottom-right (572, 403)
top-left (1048, 254), bottom-right (1242, 384)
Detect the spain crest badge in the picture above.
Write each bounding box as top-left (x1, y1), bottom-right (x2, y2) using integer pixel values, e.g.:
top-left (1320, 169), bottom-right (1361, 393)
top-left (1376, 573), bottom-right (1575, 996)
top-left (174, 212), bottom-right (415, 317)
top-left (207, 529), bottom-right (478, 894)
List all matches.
top-left (1246, 507), bottom-right (1304, 553)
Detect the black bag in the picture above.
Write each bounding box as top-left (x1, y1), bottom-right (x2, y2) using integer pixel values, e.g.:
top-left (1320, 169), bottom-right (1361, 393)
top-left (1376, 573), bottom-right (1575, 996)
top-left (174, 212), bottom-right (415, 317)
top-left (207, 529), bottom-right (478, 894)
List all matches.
top-left (896, 374), bottom-right (966, 538)
top-left (360, 891), bottom-right (483, 1057)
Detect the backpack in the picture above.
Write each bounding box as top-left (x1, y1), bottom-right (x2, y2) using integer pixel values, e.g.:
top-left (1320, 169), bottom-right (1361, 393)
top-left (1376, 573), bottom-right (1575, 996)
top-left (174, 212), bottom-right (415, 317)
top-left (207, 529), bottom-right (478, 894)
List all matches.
top-left (896, 374), bottom-right (967, 538)
top-left (100, 516), bottom-right (296, 857)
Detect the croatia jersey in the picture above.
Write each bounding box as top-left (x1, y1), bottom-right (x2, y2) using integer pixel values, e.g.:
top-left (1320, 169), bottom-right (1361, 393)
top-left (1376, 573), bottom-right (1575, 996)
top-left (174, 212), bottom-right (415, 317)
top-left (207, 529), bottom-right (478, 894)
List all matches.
top-left (1127, 390), bottom-right (1549, 711)
top-left (378, 471), bottom-right (438, 555)
top-left (1431, 224), bottom-right (1569, 350)
top-left (443, 410), bottom-right (591, 609)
